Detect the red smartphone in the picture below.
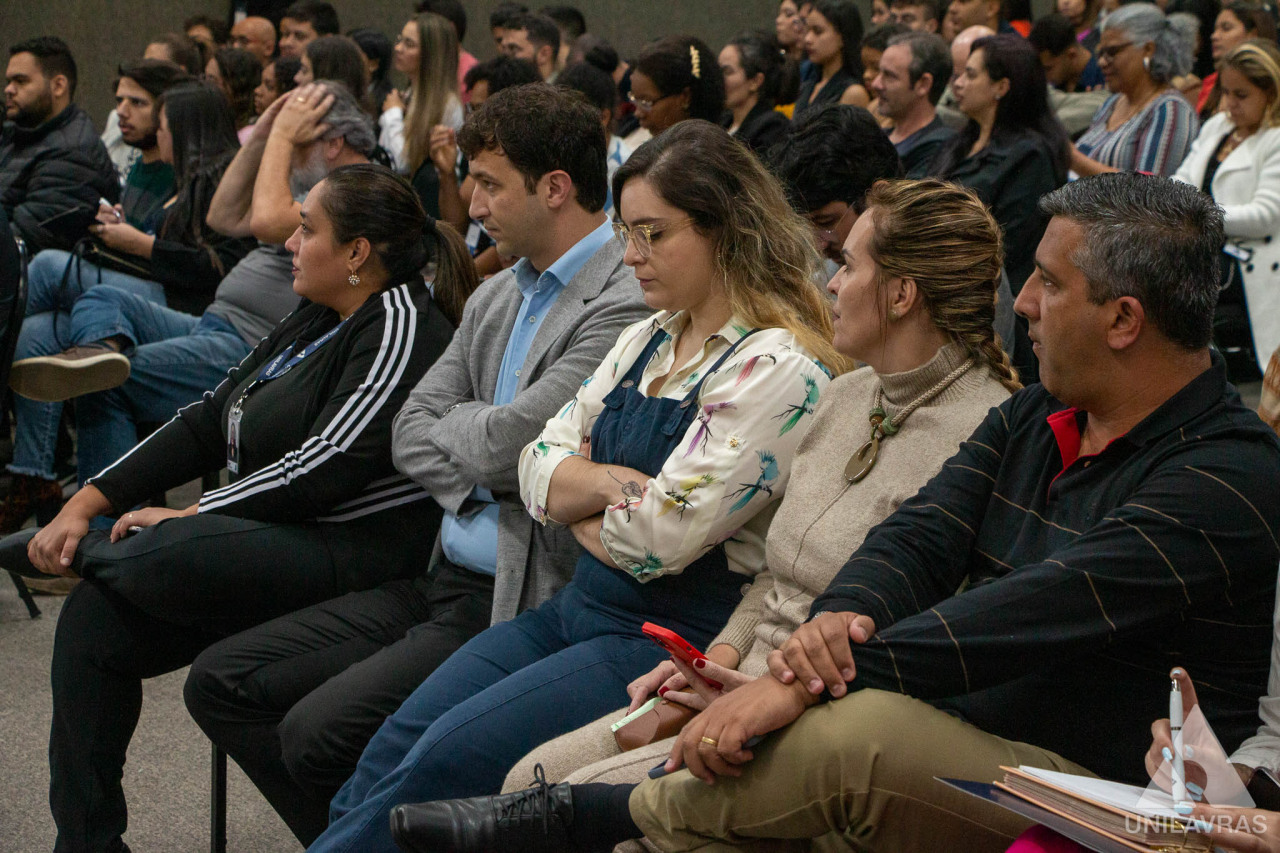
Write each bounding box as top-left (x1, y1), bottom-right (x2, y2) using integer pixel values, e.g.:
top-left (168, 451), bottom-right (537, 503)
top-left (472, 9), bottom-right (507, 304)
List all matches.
top-left (642, 622), bottom-right (723, 690)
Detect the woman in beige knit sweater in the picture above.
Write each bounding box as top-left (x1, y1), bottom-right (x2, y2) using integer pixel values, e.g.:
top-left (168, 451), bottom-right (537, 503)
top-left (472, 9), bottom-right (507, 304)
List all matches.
top-left (503, 178), bottom-right (1023, 794)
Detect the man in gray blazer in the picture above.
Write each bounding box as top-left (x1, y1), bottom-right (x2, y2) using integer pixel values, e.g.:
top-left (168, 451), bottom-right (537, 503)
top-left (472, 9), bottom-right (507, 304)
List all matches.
top-left (183, 83), bottom-right (649, 846)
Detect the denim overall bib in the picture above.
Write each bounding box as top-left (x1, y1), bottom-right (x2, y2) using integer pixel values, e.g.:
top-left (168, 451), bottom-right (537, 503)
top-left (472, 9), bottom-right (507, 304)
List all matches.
top-left (569, 325), bottom-right (758, 643)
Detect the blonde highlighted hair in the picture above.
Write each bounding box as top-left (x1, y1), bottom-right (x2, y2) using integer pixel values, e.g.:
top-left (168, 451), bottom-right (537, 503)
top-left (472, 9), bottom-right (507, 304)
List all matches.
top-left (1221, 40), bottom-right (1280, 129)
top-left (403, 12), bottom-right (460, 173)
top-left (613, 120), bottom-right (850, 375)
top-left (864, 179), bottom-right (1022, 393)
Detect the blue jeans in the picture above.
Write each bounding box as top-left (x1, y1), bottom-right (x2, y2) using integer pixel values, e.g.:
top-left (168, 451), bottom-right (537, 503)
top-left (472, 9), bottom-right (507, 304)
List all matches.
top-left (67, 286), bottom-right (251, 484)
top-left (308, 580), bottom-right (674, 853)
top-left (10, 250), bottom-right (167, 479)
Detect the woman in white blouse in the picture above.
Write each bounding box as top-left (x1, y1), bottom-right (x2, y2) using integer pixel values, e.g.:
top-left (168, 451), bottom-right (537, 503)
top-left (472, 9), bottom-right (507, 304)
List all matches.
top-left (379, 12), bottom-right (462, 175)
top-left (307, 120), bottom-right (846, 853)
top-left (1174, 39), bottom-right (1280, 374)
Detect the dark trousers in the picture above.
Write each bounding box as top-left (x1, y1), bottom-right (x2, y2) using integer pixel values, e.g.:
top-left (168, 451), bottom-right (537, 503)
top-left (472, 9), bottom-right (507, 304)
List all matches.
top-left (48, 508), bottom-right (433, 853)
top-left (183, 559), bottom-right (495, 845)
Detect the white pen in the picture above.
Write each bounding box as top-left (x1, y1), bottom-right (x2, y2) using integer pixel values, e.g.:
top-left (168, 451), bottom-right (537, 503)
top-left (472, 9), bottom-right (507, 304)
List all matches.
top-left (1171, 677), bottom-right (1189, 808)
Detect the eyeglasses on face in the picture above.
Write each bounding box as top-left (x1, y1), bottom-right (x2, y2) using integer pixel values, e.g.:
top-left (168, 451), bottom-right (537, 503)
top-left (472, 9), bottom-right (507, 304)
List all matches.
top-left (1096, 41), bottom-right (1134, 62)
top-left (612, 218), bottom-right (695, 259)
top-left (627, 90), bottom-right (677, 112)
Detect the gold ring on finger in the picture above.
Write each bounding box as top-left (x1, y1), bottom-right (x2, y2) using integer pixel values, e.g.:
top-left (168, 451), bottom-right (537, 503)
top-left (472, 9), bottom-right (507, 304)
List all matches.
top-left (700, 736), bottom-right (718, 748)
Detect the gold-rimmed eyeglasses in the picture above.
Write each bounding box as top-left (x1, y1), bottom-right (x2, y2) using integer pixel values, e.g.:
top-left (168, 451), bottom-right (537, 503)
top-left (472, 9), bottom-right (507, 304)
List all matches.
top-left (612, 218), bottom-right (695, 260)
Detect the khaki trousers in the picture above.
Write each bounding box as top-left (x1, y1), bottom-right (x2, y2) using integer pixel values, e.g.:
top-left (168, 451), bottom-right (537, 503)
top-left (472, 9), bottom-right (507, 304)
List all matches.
top-left (629, 689), bottom-right (1094, 853)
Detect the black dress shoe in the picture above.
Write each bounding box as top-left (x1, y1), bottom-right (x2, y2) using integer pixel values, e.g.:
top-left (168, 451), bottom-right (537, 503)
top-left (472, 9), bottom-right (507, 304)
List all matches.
top-left (0, 527), bottom-right (48, 578)
top-left (390, 765), bottom-right (575, 853)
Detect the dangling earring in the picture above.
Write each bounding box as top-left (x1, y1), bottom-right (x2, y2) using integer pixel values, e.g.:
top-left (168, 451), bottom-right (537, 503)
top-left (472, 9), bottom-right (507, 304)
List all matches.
top-left (1143, 56), bottom-right (1151, 72)
top-left (348, 272), bottom-right (361, 287)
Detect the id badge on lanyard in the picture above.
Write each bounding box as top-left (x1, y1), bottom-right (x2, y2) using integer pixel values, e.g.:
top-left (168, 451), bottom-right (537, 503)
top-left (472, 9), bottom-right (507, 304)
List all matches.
top-left (227, 398), bottom-right (244, 474)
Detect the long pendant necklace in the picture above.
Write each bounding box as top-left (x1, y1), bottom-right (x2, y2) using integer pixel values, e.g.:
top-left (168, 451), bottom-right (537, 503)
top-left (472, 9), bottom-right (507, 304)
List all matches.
top-left (844, 357), bottom-right (975, 483)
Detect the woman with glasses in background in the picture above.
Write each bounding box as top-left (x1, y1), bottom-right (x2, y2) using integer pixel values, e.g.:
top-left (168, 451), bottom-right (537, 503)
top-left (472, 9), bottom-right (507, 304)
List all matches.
top-left (379, 12), bottom-right (462, 176)
top-left (1072, 3), bottom-right (1200, 176)
top-left (306, 119), bottom-right (843, 853)
top-left (627, 35), bottom-right (727, 142)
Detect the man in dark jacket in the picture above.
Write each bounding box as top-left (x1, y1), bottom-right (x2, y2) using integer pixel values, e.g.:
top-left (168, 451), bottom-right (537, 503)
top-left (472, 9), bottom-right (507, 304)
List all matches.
top-left (1, 36), bottom-right (118, 254)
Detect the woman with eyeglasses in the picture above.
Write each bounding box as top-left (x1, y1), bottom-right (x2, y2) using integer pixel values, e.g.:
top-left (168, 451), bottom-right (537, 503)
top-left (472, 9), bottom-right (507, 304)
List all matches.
top-left (627, 35), bottom-right (727, 141)
top-left (1071, 3), bottom-right (1200, 176)
top-left (379, 13), bottom-right (462, 176)
top-left (305, 119), bottom-right (841, 853)
top-left (793, 0), bottom-right (872, 121)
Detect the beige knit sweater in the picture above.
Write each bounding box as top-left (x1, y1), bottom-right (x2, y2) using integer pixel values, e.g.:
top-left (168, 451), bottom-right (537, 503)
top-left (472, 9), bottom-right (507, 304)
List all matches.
top-left (711, 342), bottom-right (1013, 677)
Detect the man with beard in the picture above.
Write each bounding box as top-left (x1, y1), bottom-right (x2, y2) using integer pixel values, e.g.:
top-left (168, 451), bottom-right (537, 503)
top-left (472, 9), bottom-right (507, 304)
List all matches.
top-left (9, 81), bottom-right (375, 490)
top-left (1, 37), bottom-right (117, 253)
top-left (111, 60), bottom-right (189, 229)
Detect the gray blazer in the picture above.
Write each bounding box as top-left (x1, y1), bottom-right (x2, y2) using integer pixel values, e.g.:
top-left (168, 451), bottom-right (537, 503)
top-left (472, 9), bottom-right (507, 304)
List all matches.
top-left (391, 237), bottom-right (649, 624)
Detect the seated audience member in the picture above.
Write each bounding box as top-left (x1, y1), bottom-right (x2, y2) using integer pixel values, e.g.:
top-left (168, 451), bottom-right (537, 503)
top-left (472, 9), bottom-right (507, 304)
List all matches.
top-left (205, 47), bottom-right (263, 137)
top-left (0, 163), bottom-right (467, 853)
top-left (936, 24), bottom-right (997, 129)
top-left (890, 0), bottom-right (943, 32)
top-left (794, 0), bottom-right (873, 120)
top-left (628, 35), bottom-right (727, 144)
top-left (930, 33), bottom-right (1069, 379)
top-left (3, 84), bottom-right (254, 530)
top-left (1072, 4), bottom-right (1200, 176)
top-left (418, 172), bottom-right (1280, 853)
top-left (307, 119), bottom-right (844, 853)
top-left (499, 177), bottom-right (1022, 794)
top-left (380, 13), bottom-right (462, 176)
top-left (489, 2), bottom-right (531, 50)
top-left (143, 32), bottom-right (203, 75)
top-left (557, 61), bottom-right (632, 186)
top-left (185, 13), bottom-right (230, 58)
top-left (777, 0), bottom-right (809, 64)
top-left (349, 28), bottom-right (395, 119)
top-left (541, 4), bottom-right (587, 73)
top-left (770, 103), bottom-right (903, 266)
top-left (279, 0), bottom-right (341, 59)
top-left (1060, 0), bottom-right (1104, 50)
top-left (1174, 40), bottom-right (1280, 378)
top-left (946, 0), bottom-right (1023, 35)
top-left (501, 12), bottom-right (561, 81)
top-left (429, 56), bottom-right (541, 270)
top-left (230, 15), bottom-right (278, 65)
top-left (8, 82), bottom-right (375, 501)
top-left (1031, 12), bottom-right (1106, 91)
top-left (255, 54), bottom-right (302, 116)
top-left (1029, 13), bottom-right (1112, 136)
top-left (1, 36), bottom-right (117, 254)
top-left (182, 82), bottom-right (649, 846)
top-left (112, 60), bottom-right (191, 228)
top-left (873, 31), bottom-right (955, 176)
top-left (1199, 1), bottom-right (1279, 114)
top-left (1168, 0), bottom-right (1221, 99)
top-left (295, 36), bottom-right (368, 107)
top-left (414, 0), bottom-right (478, 100)
top-left (862, 21), bottom-right (911, 118)
top-left (718, 30), bottom-right (791, 155)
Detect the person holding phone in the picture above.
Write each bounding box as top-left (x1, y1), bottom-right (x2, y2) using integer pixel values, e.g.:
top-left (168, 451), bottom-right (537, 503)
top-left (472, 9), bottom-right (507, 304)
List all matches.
top-left (304, 119), bottom-right (840, 853)
top-left (491, 178), bottom-right (1020, 796)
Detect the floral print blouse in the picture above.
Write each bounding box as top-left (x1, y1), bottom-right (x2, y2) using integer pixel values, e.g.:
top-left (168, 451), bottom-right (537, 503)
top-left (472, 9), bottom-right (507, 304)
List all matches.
top-left (518, 310), bottom-right (832, 583)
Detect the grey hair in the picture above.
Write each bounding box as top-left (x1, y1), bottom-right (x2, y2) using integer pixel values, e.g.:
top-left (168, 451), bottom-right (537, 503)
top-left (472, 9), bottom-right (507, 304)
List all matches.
top-left (1038, 173), bottom-right (1223, 350)
top-left (314, 79), bottom-right (377, 157)
top-left (1101, 3), bottom-right (1196, 83)
top-left (888, 31), bottom-right (952, 104)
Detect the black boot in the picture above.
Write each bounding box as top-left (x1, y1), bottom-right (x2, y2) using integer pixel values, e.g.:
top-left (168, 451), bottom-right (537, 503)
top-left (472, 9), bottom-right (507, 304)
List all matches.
top-left (390, 765), bottom-right (574, 853)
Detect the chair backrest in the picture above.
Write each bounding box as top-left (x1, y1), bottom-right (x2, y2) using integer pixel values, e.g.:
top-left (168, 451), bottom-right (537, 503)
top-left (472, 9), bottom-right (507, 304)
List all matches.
top-left (0, 234), bottom-right (29, 411)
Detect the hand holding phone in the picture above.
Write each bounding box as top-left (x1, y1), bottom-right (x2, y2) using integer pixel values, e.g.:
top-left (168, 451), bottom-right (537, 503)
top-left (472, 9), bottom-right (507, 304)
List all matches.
top-left (642, 622), bottom-right (723, 690)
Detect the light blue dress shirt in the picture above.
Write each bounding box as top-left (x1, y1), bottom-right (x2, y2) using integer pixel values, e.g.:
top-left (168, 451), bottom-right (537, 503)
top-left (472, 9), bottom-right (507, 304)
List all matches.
top-left (441, 217), bottom-right (616, 575)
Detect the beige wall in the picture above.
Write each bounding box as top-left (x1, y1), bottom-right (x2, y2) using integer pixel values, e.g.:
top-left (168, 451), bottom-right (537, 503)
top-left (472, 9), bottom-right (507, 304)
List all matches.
top-left (3, 0), bottom-right (787, 130)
